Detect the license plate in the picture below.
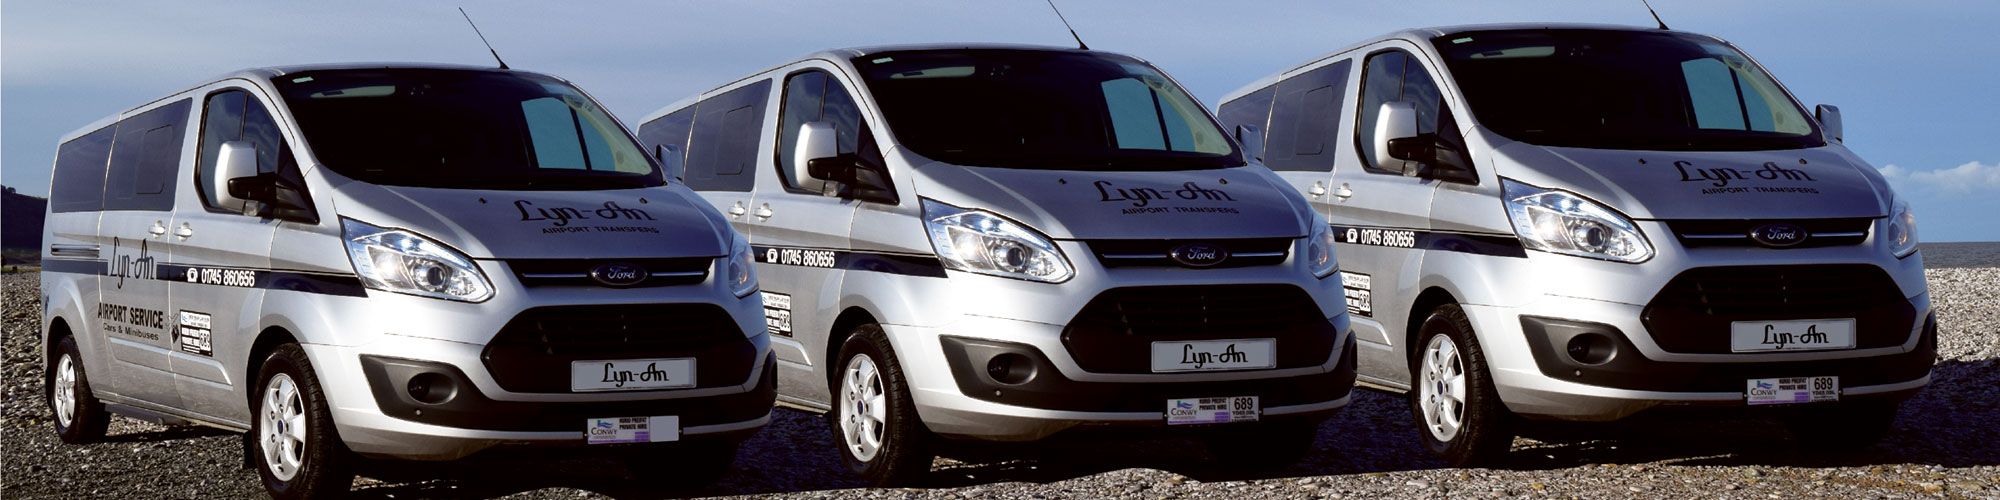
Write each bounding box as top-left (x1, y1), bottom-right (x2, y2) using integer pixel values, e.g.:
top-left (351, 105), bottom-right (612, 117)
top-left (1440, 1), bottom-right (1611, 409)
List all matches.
top-left (570, 358), bottom-right (695, 392)
top-left (1746, 376), bottom-right (1839, 405)
top-left (585, 416), bottom-right (680, 444)
top-left (1729, 318), bottom-right (1855, 352)
top-left (1166, 396), bottom-right (1259, 425)
top-left (1149, 339), bottom-right (1276, 372)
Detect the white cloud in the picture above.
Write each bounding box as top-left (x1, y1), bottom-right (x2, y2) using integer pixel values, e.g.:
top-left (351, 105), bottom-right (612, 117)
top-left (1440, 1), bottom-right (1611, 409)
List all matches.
top-left (1878, 161), bottom-right (2000, 196)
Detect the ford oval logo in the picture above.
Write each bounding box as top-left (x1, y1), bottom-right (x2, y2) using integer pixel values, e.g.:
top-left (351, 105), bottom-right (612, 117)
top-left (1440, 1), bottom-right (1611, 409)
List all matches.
top-left (1748, 223), bottom-right (1808, 248)
top-left (589, 262), bottom-right (650, 287)
top-left (1169, 243), bottom-right (1230, 268)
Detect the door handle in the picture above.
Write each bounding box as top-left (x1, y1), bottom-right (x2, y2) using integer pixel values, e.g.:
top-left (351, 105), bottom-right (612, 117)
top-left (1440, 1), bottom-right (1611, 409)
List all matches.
top-left (1332, 183), bottom-right (1354, 201)
top-left (727, 202), bottom-right (747, 217)
top-left (148, 221), bottom-right (168, 237)
top-left (174, 223), bottom-right (195, 240)
top-left (753, 204), bottom-right (775, 221)
top-left (1306, 182), bottom-right (1327, 198)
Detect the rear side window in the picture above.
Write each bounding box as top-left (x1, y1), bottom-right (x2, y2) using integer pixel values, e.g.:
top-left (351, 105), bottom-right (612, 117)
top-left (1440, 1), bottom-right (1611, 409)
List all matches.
top-left (103, 99), bottom-right (192, 211)
top-left (1216, 84), bottom-right (1274, 154)
top-left (50, 126), bottom-right (116, 213)
top-left (683, 79), bottom-right (771, 192)
top-left (638, 107), bottom-right (696, 181)
top-left (1265, 60), bottom-right (1352, 172)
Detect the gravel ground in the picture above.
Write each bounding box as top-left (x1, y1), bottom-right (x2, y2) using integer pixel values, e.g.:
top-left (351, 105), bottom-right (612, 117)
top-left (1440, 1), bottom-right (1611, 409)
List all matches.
top-left (4, 268), bottom-right (1997, 499)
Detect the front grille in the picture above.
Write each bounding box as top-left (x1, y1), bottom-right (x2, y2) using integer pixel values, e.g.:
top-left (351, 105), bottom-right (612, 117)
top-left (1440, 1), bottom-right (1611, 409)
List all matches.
top-left (481, 304), bottom-right (752, 393)
top-left (1084, 238), bottom-right (1292, 268)
top-left (1666, 218), bottom-right (1872, 248)
top-left (506, 258), bottom-right (710, 288)
top-left (1060, 284), bottom-right (1335, 373)
top-left (1641, 265), bottom-right (1915, 354)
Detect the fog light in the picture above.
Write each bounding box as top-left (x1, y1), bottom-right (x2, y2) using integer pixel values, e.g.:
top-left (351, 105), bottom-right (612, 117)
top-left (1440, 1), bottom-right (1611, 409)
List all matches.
top-left (405, 372), bottom-right (458, 405)
top-left (1564, 333), bottom-right (1616, 365)
top-left (985, 353), bottom-right (1037, 385)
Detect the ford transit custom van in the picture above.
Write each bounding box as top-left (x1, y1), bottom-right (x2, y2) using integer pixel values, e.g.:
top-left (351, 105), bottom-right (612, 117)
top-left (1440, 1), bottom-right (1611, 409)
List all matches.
top-left (41, 64), bottom-right (772, 497)
top-left (640, 45), bottom-right (1356, 485)
top-left (1219, 25), bottom-right (1930, 465)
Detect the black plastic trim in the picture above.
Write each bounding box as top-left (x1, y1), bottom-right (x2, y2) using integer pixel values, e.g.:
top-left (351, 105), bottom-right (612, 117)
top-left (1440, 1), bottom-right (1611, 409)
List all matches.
top-left (938, 335), bottom-right (1355, 414)
top-left (1519, 314), bottom-right (1935, 393)
top-left (360, 354), bottom-right (776, 433)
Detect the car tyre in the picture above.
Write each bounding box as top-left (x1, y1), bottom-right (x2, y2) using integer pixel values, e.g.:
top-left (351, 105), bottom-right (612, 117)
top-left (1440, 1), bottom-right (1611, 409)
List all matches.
top-left (1784, 400), bottom-right (1899, 450)
top-left (48, 335), bottom-right (111, 444)
top-left (827, 323), bottom-right (933, 487)
top-left (252, 343), bottom-right (354, 499)
top-left (1203, 420), bottom-right (1321, 470)
top-left (1409, 303), bottom-right (1514, 467)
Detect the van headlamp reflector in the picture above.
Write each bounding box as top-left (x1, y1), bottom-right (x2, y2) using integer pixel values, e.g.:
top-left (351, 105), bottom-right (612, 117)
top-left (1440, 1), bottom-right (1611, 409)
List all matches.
top-left (724, 234), bottom-right (758, 297)
top-left (1502, 179), bottom-right (1653, 263)
top-left (342, 218), bottom-right (494, 302)
top-left (1306, 219), bottom-right (1339, 279)
top-left (922, 198), bottom-right (1073, 283)
top-left (1887, 198), bottom-right (1919, 258)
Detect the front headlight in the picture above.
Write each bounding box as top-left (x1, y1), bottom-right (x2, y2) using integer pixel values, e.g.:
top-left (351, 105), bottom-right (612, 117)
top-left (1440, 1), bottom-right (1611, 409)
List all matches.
top-left (1887, 198), bottom-right (1919, 258)
top-left (922, 198), bottom-right (1073, 283)
top-left (724, 234), bottom-right (759, 297)
top-left (342, 218), bottom-right (494, 302)
top-left (1306, 219), bottom-right (1339, 279)
top-left (1502, 178), bottom-right (1653, 263)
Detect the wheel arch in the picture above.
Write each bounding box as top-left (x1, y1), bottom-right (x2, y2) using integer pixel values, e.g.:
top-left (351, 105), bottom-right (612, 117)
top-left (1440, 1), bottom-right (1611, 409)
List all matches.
top-left (1405, 286), bottom-right (1462, 364)
top-left (242, 326), bottom-right (300, 410)
top-left (824, 306), bottom-right (881, 388)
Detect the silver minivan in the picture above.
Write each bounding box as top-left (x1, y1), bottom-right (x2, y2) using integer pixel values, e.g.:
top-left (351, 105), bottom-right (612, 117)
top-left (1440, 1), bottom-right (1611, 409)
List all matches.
top-left (639, 44), bottom-right (1356, 485)
top-left (1219, 24), bottom-right (1931, 465)
top-left (40, 63), bottom-right (772, 497)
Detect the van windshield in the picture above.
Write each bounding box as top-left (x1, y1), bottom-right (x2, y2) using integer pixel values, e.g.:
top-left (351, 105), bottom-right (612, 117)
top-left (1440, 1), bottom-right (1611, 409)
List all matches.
top-left (274, 68), bottom-right (662, 190)
top-left (855, 49), bottom-right (1242, 171)
top-left (1435, 29), bottom-right (1824, 151)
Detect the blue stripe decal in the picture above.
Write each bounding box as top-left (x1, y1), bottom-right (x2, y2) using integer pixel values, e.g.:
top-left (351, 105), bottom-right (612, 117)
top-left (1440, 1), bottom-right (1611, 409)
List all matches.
top-left (42, 258), bottom-right (368, 297)
top-left (752, 245), bottom-right (947, 278)
top-left (1330, 224), bottom-right (1527, 258)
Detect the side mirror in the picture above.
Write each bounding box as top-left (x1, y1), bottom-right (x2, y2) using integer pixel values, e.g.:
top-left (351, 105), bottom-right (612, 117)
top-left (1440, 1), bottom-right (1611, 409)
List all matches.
top-left (791, 121), bottom-right (839, 193)
top-left (212, 141), bottom-right (259, 209)
top-left (1235, 124), bottom-right (1265, 163)
top-left (226, 173), bottom-right (313, 215)
top-left (1816, 104), bottom-right (1843, 143)
top-left (656, 144), bottom-right (684, 181)
top-left (1373, 101), bottom-right (1419, 171)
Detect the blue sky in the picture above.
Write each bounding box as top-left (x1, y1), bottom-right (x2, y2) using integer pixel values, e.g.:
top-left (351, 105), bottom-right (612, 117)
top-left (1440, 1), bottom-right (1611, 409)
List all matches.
top-left (5, 1), bottom-right (1996, 241)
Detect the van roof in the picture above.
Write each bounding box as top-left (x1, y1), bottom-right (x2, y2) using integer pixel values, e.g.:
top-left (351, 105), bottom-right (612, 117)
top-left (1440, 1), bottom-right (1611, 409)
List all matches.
top-left (59, 62), bottom-right (547, 143)
top-left (1218, 23), bottom-right (1714, 105)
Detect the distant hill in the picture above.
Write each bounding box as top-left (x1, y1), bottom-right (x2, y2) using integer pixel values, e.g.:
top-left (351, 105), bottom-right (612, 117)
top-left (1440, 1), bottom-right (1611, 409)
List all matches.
top-left (3, 186), bottom-right (46, 264)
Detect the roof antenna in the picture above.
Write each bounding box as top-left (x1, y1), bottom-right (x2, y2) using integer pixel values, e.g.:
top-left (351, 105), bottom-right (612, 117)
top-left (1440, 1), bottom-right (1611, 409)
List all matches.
top-left (1042, 0), bottom-right (1089, 50)
top-left (458, 7), bottom-right (510, 69)
top-left (1640, 0), bottom-right (1671, 30)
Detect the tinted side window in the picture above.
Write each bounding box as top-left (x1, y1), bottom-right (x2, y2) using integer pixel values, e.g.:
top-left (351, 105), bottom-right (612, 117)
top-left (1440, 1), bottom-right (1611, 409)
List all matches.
top-left (1216, 84), bottom-right (1274, 157)
top-left (197, 90), bottom-right (296, 211)
top-left (637, 107), bottom-right (696, 181)
top-left (50, 126), bottom-right (116, 213)
top-left (1264, 60), bottom-right (1353, 172)
top-left (684, 79), bottom-right (771, 192)
top-left (1355, 50), bottom-right (1468, 177)
top-left (103, 99), bottom-right (191, 211)
top-left (776, 71), bottom-right (829, 188)
top-left (1355, 51), bottom-right (1407, 174)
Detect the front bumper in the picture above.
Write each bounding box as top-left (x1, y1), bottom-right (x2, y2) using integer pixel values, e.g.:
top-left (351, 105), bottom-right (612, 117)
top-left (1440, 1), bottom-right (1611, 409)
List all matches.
top-left (287, 263), bottom-right (775, 460)
top-left (1464, 293), bottom-right (1933, 422)
top-left (889, 313), bottom-right (1355, 442)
